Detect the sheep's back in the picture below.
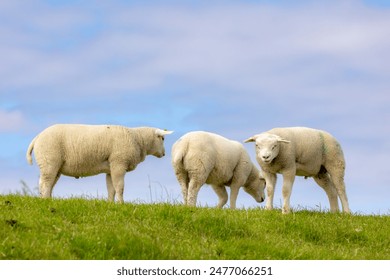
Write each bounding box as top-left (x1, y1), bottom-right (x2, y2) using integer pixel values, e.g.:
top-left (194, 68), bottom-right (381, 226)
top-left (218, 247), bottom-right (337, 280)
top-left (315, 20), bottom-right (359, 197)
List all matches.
top-left (266, 127), bottom-right (343, 175)
top-left (183, 132), bottom-right (243, 178)
top-left (33, 125), bottom-right (125, 175)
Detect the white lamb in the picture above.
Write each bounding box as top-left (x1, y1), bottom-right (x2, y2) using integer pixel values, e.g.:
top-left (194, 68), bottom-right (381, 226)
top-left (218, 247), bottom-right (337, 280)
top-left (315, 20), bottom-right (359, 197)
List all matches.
top-left (244, 127), bottom-right (350, 214)
top-left (171, 131), bottom-right (265, 209)
top-left (26, 124), bottom-right (173, 203)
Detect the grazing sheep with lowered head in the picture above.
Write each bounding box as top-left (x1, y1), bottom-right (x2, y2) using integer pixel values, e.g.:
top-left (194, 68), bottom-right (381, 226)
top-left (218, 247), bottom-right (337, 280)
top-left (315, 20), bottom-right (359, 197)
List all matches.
top-left (244, 127), bottom-right (350, 214)
top-left (26, 124), bottom-right (173, 203)
top-left (172, 131), bottom-right (265, 209)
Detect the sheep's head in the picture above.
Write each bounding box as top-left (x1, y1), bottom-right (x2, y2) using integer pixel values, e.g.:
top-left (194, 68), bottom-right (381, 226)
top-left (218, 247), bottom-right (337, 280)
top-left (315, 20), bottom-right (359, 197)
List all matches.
top-left (243, 171), bottom-right (266, 203)
top-left (244, 133), bottom-right (290, 164)
top-left (150, 129), bottom-right (174, 158)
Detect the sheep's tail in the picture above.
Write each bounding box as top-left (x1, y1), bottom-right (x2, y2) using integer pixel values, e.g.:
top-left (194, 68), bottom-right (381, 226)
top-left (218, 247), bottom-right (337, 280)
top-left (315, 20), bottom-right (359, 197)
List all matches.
top-left (26, 136), bottom-right (37, 165)
top-left (172, 150), bottom-right (184, 167)
top-left (172, 139), bottom-right (187, 168)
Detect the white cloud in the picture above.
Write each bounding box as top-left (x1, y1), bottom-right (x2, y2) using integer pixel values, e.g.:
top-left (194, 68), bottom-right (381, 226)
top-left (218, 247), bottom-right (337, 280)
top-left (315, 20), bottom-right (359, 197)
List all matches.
top-left (2, 1), bottom-right (390, 97)
top-left (0, 110), bottom-right (26, 132)
top-left (101, 2), bottom-right (390, 93)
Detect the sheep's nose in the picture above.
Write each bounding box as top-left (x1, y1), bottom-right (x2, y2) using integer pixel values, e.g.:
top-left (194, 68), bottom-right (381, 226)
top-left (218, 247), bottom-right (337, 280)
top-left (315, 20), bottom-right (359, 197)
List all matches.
top-left (257, 196), bottom-right (265, 203)
top-left (262, 155), bottom-right (270, 160)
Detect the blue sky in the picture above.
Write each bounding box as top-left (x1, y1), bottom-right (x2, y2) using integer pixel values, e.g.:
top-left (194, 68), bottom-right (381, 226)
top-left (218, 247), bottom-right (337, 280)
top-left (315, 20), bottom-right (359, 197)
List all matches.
top-left (1, 0), bottom-right (389, 214)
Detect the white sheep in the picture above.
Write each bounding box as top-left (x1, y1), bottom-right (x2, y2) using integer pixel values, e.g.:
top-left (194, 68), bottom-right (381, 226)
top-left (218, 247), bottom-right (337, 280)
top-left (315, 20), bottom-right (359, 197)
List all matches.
top-left (26, 124), bottom-right (173, 203)
top-left (172, 131), bottom-right (265, 209)
top-left (244, 127), bottom-right (350, 214)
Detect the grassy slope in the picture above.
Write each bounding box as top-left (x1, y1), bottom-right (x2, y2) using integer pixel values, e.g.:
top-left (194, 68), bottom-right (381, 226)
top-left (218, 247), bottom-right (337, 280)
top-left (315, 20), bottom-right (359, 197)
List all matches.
top-left (1, 194), bottom-right (389, 260)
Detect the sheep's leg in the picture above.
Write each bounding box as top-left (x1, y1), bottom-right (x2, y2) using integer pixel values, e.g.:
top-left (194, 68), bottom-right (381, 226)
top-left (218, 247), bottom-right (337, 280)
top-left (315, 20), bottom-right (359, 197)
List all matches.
top-left (181, 187), bottom-right (189, 205)
top-left (229, 184), bottom-right (241, 209)
top-left (281, 171), bottom-right (295, 214)
top-left (186, 168), bottom-right (209, 207)
top-left (313, 173), bottom-right (339, 212)
top-left (211, 184), bottom-right (228, 208)
top-left (327, 163), bottom-right (351, 213)
top-left (175, 170), bottom-right (189, 205)
top-left (263, 172), bottom-right (277, 210)
top-left (187, 179), bottom-right (202, 207)
top-left (106, 174), bottom-right (115, 202)
top-left (110, 165), bottom-right (126, 204)
top-left (333, 179), bottom-right (350, 213)
top-left (38, 166), bottom-right (61, 198)
top-left (53, 173), bottom-right (61, 186)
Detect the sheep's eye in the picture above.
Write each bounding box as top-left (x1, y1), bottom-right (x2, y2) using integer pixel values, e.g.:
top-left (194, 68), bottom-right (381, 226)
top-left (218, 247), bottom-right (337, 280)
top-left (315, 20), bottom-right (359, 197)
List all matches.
top-left (271, 145), bottom-right (276, 150)
top-left (161, 136), bottom-right (165, 141)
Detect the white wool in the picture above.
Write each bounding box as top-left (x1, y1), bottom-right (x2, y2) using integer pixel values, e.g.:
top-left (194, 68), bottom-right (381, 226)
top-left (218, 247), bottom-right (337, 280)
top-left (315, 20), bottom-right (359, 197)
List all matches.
top-left (245, 127), bottom-right (350, 214)
top-left (26, 124), bottom-right (173, 203)
top-left (172, 131), bottom-right (265, 209)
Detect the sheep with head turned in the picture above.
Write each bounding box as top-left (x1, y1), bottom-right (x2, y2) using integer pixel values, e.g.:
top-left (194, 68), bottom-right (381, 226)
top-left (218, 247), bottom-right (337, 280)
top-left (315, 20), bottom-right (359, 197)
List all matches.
top-left (244, 127), bottom-right (350, 214)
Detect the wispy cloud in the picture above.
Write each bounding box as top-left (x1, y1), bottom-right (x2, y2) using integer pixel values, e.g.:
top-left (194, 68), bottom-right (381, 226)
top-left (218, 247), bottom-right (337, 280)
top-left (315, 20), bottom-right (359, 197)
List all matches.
top-left (0, 110), bottom-right (27, 133)
top-left (2, 1), bottom-right (390, 98)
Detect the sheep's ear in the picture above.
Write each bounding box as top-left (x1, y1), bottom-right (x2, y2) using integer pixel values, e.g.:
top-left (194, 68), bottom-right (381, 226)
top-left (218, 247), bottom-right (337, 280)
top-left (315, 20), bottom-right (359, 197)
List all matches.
top-left (155, 129), bottom-right (173, 136)
top-left (277, 137), bottom-right (290, 144)
top-left (244, 136), bottom-right (256, 143)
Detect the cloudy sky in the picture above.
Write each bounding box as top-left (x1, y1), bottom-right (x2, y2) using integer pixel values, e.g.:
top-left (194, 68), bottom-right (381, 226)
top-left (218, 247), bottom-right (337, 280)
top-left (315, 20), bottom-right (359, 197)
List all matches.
top-left (1, 0), bottom-right (389, 214)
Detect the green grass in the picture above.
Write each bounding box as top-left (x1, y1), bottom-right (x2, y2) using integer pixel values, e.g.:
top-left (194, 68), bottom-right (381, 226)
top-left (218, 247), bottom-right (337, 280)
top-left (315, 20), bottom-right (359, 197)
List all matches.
top-left (1, 194), bottom-right (389, 260)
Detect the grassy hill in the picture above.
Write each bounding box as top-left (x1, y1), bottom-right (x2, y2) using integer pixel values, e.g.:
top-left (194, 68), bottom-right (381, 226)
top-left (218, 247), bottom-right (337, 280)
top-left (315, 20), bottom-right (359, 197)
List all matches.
top-left (1, 194), bottom-right (389, 260)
